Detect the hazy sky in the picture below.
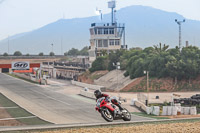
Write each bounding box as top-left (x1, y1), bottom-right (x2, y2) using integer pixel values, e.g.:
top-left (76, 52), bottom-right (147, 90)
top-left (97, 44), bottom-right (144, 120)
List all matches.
top-left (0, 0), bottom-right (199, 40)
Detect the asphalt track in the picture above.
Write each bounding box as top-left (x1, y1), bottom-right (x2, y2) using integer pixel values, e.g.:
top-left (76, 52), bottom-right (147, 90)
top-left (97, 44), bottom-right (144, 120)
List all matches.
top-left (0, 73), bottom-right (154, 124)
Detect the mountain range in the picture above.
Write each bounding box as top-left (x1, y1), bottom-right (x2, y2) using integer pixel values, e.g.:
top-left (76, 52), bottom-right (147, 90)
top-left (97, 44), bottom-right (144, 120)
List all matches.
top-left (0, 5), bottom-right (200, 55)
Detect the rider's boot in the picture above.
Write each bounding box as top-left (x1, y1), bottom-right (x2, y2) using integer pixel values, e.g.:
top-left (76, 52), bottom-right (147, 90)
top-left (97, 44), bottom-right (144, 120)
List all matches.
top-left (116, 104), bottom-right (123, 111)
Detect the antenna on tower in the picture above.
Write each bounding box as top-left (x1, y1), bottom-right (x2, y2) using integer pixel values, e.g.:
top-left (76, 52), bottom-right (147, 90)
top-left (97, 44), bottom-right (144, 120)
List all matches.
top-left (114, 9), bottom-right (117, 23)
top-left (108, 0), bottom-right (116, 24)
top-left (95, 7), bottom-right (103, 21)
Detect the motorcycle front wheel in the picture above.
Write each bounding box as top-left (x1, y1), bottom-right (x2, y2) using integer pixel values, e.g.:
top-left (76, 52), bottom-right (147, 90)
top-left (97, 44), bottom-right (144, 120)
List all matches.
top-left (122, 108), bottom-right (131, 121)
top-left (101, 108), bottom-right (113, 122)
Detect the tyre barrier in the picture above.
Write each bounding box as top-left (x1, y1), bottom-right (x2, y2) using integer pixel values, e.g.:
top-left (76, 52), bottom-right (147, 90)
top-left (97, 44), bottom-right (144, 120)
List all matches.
top-left (162, 106), bottom-right (197, 116)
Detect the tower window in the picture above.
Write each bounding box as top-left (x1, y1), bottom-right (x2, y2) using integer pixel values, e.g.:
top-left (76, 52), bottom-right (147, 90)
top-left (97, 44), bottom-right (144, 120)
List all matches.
top-left (109, 39), bottom-right (114, 45)
top-left (98, 28), bottom-right (103, 34)
top-left (115, 40), bottom-right (120, 45)
top-left (98, 40), bottom-right (103, 47)
top-left (94, 28), bottom-right (97, 34)
top-left (109, 28), bottom-right (114, 34)
top-left (103, 40), bottom-right (108, 47)
top-left (104, 28), bottom-right (108, 34)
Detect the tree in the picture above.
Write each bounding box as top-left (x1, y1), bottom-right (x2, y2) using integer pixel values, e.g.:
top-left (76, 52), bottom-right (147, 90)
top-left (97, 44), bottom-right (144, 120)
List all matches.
top-left (89, 44), bottom-right (200, 86)
top-left (100, 50), bottom-right (108, 56)
top-left (13, 51), bottom-right (22, 56)
top-left (180, 46), bottom-right (200, 83)
top-left (3, 52), bottom-right (8, 56)
top-left (89, 56), bottom-right (108, 72)
top-left (129, 58), bottom-right (145, 79)
top-left (65, 47), bottom-right (89, 56)
top-left (64, 52), bottom-right (67, 56)
top-left (108, 49), bottom-right (125, 71)
top-left (79, 46), bottom-right (89, 56)
top-left (166, 55), bottom-right (179, 85)
top-left (49, 52), bottom-right (55, 56)
top-left (26, 53), bottom-right (30, 56)
top-left (65, 48), bottom-right (79, 56)
top-left (39, 52), bottom-right (44, 56)
top-left (153, 43), bottom-right (169, 54)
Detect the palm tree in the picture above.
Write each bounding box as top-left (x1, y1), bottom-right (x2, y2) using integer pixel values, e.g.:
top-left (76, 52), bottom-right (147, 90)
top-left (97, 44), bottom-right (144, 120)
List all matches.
top-left (100, 50), bottom-right (108, 56)
top-left (153, 43), bottom-right (169, 54)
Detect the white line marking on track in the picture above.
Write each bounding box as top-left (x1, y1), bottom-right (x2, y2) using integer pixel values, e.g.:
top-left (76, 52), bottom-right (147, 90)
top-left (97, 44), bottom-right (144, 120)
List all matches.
top-left (0, 116), bottom-right (37, 121)
top-left (30, 89), bottom-right (71, 106)
top-left (2, 73), bottom-right (71, 106)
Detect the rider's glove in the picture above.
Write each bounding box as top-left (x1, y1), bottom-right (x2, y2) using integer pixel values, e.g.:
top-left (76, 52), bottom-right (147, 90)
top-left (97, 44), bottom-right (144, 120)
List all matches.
top-left (95, 107), bottom-right (99, 111)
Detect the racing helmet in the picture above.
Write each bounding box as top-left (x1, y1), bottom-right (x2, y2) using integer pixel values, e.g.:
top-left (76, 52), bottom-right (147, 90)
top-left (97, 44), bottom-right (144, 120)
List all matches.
top-left (94, 90), bottom-right (102, 99)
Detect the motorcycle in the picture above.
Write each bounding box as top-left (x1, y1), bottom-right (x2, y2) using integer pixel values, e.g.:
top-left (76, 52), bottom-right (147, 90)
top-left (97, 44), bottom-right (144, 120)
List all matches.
top-left (95, 97), bottom-right (131, 122)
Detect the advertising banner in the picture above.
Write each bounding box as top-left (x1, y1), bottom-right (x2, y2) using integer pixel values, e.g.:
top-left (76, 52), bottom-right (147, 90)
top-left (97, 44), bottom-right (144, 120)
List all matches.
top-left (12, 62), bottom-right (30, 70)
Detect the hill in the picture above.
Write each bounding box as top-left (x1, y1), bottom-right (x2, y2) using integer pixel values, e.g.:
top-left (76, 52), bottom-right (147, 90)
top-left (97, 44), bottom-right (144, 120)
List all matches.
top-left (0, 5), bottom-right (199, 54)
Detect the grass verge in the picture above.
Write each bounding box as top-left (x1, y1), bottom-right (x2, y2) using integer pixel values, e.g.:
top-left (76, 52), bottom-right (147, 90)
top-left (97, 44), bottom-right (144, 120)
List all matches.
top-left (0, 93), bottom-right (51, 125)
top-left (131, 112), bottom-right (169, 119)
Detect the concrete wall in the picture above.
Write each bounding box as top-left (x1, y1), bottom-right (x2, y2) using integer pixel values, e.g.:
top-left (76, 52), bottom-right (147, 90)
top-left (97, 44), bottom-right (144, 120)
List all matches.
top-left (71, 80), bottom-right (104, 90)
top-left (80, 90), bottom-right (96, 99)
top-left (134, 100), bottom-right (147, 113)
top-left (137, 93), bottom-right (147, 104)
top-left (13, 72), bottom-right (49, 85)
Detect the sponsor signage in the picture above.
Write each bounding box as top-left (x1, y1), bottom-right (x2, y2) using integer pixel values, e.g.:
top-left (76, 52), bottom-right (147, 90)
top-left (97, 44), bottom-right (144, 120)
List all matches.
top-left (12, 62), bottom-right (30, 70)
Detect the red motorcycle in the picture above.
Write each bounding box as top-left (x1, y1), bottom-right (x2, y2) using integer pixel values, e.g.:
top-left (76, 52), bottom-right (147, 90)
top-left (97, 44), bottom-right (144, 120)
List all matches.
top-left (95, 97), bottom-right (131, 122)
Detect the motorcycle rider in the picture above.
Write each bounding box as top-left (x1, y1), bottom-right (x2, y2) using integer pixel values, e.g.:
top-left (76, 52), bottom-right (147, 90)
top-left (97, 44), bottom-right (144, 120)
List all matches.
top-left (94, 90), bottom-right (123, 110)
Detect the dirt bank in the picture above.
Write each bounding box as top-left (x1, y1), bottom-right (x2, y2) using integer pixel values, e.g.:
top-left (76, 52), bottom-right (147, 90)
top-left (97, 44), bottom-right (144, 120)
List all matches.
top-left (33, 121), bottom-right (200, 133)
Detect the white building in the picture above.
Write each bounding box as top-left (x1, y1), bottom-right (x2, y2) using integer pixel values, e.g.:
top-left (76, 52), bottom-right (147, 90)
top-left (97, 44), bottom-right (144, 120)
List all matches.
top-left (88, 0), bottom-right (127, 62)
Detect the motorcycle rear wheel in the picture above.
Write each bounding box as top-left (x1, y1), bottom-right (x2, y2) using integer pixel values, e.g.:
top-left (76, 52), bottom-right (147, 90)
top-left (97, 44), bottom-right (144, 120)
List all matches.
top-left (101, 108), bottom-right (113, 122)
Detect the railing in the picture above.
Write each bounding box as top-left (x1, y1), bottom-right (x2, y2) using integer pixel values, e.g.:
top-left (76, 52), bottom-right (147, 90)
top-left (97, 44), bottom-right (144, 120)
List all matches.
top-left (91, 23), bottom-right (125, 27)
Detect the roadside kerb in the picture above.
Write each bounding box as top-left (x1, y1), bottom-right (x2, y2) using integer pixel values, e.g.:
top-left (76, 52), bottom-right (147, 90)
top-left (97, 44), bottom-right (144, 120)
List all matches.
top-left (71, 80), bottom-right (104, 90)
top-left (1, 117), bottom-right (200, 132)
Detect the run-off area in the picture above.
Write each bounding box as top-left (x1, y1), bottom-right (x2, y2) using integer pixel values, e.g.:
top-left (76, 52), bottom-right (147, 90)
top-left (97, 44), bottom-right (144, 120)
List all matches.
top-left (0, 93), bottom-right (51, 126)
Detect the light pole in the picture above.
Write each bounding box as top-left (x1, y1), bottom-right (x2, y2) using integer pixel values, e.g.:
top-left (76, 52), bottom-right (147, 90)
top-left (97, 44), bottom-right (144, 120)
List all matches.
top-left (51, 43), bottom-right (54, 53)
top-left (113, 62), bottom-right (121, 100)
top-left (113, 62), bottom-right (120, 90)
top-left (8, 36), bottom-right (10, 55)
top-left (144, 70), bottom-right (149, 106)
top-left (175, 19), bottom-right (185, 50)
top-left (61, 36), bottom-right (63, 55)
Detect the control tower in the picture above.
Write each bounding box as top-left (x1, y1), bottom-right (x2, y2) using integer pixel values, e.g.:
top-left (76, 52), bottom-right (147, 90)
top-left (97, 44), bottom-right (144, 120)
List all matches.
top-left (88, 0), bottom-right (127, 62)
